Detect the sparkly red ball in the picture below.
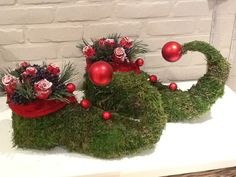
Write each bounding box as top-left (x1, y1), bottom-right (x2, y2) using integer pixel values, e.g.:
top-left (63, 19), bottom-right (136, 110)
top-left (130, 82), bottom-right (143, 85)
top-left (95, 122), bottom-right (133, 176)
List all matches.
top-left (80, 98), bottom-right (91, 109)
top-left (88, 61), bottom-right (113, 86)
top-left (169, 82), bottom-right (177, 91)
top-left (162, 41), bottom-right (182, 62)
top-left (149, 75), bottom-right (158, 83)
top-left (135, 58), bottom-right (144, 67)
top-left (102, 111), bottom-right (112, 121)
top-left (66, 83), bottom-right (76, 93)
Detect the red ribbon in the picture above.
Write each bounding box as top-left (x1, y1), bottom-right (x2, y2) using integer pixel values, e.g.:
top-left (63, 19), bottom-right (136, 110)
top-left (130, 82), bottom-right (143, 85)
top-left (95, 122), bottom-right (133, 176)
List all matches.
top-left (9, 97), bottom-right (77, 119)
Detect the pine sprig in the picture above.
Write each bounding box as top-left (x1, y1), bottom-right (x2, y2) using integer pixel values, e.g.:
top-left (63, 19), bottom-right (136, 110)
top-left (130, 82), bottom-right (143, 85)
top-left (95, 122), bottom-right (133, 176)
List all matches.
top-left (15, 81), bottom-right (35, 102)
top-left (49, 90), bottom-right (73, 103)
top-left (127, 40), bottom-right (149, 59)
top-left (59, 62), bottom-right (77, 84)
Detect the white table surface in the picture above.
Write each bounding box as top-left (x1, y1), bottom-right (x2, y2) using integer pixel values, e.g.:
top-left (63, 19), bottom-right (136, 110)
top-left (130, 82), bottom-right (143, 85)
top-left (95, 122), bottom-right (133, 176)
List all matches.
top-left (1, 82), bottom-right (236, 177)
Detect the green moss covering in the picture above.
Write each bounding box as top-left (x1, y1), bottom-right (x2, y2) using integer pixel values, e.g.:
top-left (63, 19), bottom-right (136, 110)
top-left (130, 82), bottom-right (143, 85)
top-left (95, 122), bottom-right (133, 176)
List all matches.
top-left (12, 72), bottom-right (167, 158)
top-left (11, 41), bottom-right (230, 158)
top-left (155, 41), bottom-right (230, 122)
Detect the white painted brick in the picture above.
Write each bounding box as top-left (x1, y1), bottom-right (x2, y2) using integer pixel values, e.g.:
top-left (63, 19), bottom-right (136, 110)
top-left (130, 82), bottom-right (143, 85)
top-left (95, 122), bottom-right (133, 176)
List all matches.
top-left (197, 18), bottom-right (212, 33)
top-left (3, 44), bottom-right (58, 61)
top-left (84, 22), bottom-right (142, 38)
top-left (144, 53), bottom-right (192, 68)
top-left (146, 65), bottom-right (207, 82)
top-left (182, 51), bottom-right (207, 65)
top-left (20, 0), bottom-right (73, 4)
top-left (172, 0), bottom-right (210, 17)
top-left (171, 35), bottom-right (210, 44)
top-left (213, 16), bottom-right (235, 34)
top-left (213, 34), bottom-right (232, 49)
top-left (0, 29), bottom-right (24, 45)
top-left (143, 38), bottom-right (168, 52)
top-left (26, 26), bottom-right (83, 42)
top-left (146, 20), bottom-right (196, 36)
top-left (216, 0), bottom-right (236, 14)
top-left (0, 0), bottom-right (15, 5)
top-left (227, 76), bottom-right (236, 91)
top-left (58, 43), bottom-right (81, 58)
top-left (0, 7), bottom-right (55, 25)
top-left (116, 2), bottom-right (170, 19)
top-left (62, 57), bottom-right (86, 88)
top-left (56, 4), bottom-right (113, 22)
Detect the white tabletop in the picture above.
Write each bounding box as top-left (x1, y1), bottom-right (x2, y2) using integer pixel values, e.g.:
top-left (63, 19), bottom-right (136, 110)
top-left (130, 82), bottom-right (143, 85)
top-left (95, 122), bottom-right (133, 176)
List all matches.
top-left (1, 82), bottom-right (236, 177)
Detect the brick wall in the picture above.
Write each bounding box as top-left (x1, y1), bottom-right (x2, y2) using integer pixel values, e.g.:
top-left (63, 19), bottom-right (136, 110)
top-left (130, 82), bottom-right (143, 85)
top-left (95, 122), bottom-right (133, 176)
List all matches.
top-left (0, 0), bottom-right (233, 89)
top-left (211, 0), bottom-right (236, 91)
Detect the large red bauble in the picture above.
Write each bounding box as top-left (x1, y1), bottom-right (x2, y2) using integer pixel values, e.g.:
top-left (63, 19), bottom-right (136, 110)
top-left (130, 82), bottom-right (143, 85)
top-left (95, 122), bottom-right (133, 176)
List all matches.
top-left (162, 41), bottom-right (182, 62)
top-left (88, 61), bottom-right (113, 86)
top-left (169, 82), bottom-right (177, 91)
top-left (102, 111), bottom-right (112, 121)
top-left (66, 83), bottom-right (76, 93)
top-left (135, 58), bottom-right (144, 67)
top-left (80, 98), bottom-right (91, 109)
top-left (149, 75), bottom-right (158, 83)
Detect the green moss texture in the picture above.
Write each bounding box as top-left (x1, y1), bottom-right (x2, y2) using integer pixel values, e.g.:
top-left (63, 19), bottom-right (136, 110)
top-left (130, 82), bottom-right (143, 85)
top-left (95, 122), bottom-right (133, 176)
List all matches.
top-left (11, 41), bottom-right (230, 158)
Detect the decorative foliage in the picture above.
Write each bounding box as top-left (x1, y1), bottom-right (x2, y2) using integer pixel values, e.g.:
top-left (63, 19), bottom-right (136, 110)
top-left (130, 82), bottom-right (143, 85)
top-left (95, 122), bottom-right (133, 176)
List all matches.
top-left (77, 34), bottom-right (148, 64)
top-left (1, 62), bottom-right (76, 104)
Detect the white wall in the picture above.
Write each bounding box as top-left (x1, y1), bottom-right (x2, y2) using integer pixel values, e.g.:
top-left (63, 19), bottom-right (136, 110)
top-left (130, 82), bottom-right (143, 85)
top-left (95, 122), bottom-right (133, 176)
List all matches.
top-left (0, 0), bottom-right (234, 90)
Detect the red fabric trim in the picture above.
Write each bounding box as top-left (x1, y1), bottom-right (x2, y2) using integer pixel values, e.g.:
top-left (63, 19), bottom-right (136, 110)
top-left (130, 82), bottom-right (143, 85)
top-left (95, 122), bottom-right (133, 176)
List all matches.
top-left (9, 97), bottom-right (77, 119)
top-left (86, 60), bottom-right (141, 74)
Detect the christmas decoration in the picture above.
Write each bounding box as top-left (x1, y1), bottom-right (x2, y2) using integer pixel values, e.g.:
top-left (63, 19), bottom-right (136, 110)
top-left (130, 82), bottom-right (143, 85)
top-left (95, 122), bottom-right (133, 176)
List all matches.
top-left (149, 75), bottom-right (158, 83)
top-left (135, 58), bottom-right (144, 67)
top-left (0, 62), bottom-right (76, 118)
top-left (162, 41), bottom-right (182, 62)
top-left (66, 83), bottom-right (76, 93)
top-left (80, 98), bottom-right (91, 109)
top-left (169, 82), bottom-right (177, 91)
top-left (6, 38), bottom-right (230, 159)
top-left (78, 34), bottom-right (148, 73)
top-left (102, 111), bottom-right (112, 120)
top-left (88, 61), bottom-right (113, 86)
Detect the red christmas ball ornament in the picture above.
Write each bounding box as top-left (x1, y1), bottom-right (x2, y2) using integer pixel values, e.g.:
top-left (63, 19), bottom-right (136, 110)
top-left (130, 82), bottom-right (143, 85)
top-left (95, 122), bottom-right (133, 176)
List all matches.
top-left (102, 111), bottom-right (112, 121)
top-left (135, 58), bottom-right (144, 67)
top-left (149, 75), bottom-right (158, 84)
top-left (66, 83), bottom-right (76, 93)
top-left (169, 82), bottom-right (177, 91)
top-left (162, 41), bottom-right (182, 62)
top-left (80, 98), bottom-right (91, 109)
top-left (88, 61), bottom-right (113, 86)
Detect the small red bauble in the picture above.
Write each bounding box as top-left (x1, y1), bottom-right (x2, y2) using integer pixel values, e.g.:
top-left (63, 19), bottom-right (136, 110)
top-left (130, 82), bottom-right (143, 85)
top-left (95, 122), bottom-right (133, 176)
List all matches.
top-left (169, 82), bottom-right (177, 91)
top-left (88, 61), bottom-right (113, 86)
top-left (80, 99), bottom-right (91, 109)
top-left (102, 111), bottom-right (112, 121)
top-left (66, 83), bottom-right (76, 93)
top-left (162, 41), bottom-right (182, 62)
top-left (149, 75), bottom-right (158, 83)
top-left (135, 58), bottom-right (144, 67)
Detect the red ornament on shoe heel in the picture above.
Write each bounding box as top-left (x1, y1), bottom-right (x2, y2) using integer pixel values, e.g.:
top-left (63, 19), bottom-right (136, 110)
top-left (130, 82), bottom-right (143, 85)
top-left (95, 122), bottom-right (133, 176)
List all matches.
top-left (88, 61), bottom-right (113, 86)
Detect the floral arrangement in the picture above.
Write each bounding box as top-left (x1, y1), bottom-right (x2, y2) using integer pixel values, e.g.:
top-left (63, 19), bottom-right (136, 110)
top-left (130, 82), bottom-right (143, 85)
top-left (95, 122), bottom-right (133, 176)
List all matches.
top-left (77, 34), bottom-right (148, 73)
top-left (0, 61), bottom-right (76, 105)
